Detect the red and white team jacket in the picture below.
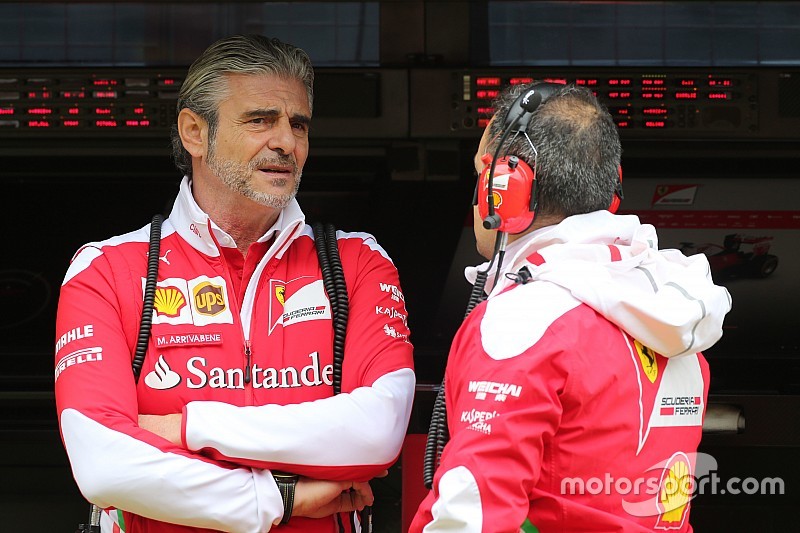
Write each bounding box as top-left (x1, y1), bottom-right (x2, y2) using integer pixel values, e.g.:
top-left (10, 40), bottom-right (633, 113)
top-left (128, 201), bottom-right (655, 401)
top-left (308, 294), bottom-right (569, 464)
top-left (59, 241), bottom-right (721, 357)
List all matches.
top-left (55, 177), bottom-right (415, 532)
top-left (411, 211), bottom-right (731, 533)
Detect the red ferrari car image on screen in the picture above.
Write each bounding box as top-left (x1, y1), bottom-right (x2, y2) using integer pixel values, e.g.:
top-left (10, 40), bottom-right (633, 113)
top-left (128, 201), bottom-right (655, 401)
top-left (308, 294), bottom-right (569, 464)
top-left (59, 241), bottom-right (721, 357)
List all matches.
top-left (679, 234), bottom-right (779, 279)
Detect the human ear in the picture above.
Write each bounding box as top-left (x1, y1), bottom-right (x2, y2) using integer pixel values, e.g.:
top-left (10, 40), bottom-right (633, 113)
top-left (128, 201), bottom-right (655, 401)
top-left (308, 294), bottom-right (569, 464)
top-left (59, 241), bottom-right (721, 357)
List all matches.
top-left (177, 108), bottom-right (207, 158)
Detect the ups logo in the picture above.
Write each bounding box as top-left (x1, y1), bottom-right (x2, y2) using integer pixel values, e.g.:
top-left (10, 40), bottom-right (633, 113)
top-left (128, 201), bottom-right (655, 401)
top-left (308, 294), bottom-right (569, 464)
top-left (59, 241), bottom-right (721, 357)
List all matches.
top-left (193, 281), bottom-right (226, 316)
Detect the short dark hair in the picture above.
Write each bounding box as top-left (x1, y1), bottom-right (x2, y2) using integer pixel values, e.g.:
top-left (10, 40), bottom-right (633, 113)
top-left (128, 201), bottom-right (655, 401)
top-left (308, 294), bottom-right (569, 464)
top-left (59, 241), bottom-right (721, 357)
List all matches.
top-left (487, 83), bottom-right (622, 218)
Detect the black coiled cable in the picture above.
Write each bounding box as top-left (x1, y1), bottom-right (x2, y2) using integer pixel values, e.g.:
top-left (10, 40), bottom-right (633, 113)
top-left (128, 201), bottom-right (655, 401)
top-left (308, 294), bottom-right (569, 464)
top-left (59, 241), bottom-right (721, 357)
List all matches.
top-left (422, 227), bottom-right (508, 489)
top-left (422, 268), bottom-right (489, 489)
top-left (110, 218), bottom-right (358, 531)
top-left (313, 222), bottom-right (349, 396)
top-left (325, 223), bottom-right (349, 396)
top-left (132, 214), bottom-right (163, 381)
top-left (131, 219), bottom-right (346, 393)
top-left (464, 270), bottom-right (489, 320)
top-left (422, 382), bottom-right (448, 490)
top-left (81, 214), bottom-right (163, 532)
top-left (312, 222), bottom-right (372, 532)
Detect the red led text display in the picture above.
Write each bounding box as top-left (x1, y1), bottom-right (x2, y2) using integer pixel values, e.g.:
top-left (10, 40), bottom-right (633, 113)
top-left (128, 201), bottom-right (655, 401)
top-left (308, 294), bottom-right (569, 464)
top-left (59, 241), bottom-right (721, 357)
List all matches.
top-left (0, 71), bottom-right (184, 134)
top-left (466, 71), bottom-right (753, 133)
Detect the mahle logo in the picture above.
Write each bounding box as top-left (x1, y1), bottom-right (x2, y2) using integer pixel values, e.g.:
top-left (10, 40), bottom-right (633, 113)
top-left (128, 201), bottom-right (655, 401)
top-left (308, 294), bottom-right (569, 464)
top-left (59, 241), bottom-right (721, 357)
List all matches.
top-left (193, 281), bottom-right (226, 316)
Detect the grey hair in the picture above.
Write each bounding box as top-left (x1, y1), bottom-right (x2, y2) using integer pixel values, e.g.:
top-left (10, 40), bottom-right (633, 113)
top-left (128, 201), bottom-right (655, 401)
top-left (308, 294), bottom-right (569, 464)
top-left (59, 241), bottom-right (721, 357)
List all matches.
top-left (487, 83), bottom-right (622, 218)
top-left (170, 34), bottom-right (314, 177)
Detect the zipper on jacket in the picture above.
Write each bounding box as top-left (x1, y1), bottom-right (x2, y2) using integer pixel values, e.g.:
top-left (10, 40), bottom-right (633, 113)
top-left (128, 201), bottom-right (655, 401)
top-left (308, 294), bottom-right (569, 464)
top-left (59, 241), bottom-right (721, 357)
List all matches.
top-left (244, 340), bottom-right (252, 384)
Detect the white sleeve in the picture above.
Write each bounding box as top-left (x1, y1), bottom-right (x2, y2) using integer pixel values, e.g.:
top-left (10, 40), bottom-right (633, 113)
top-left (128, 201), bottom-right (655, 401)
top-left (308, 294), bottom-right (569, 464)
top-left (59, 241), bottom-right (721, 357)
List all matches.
top-left (424, 466), bottom-right (484, 533)
top-left (184, 368), bottom-right (414, 466)
top-left (61, 409), bottom-right (283, 532)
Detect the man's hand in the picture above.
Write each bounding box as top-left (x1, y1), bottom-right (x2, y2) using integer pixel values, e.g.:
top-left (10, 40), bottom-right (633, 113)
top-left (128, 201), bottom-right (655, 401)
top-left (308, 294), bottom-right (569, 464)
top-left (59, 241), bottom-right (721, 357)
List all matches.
top-left (138, 413), bottom-right (182, 446)
top-left (292, 478), bottom-right (375, 519)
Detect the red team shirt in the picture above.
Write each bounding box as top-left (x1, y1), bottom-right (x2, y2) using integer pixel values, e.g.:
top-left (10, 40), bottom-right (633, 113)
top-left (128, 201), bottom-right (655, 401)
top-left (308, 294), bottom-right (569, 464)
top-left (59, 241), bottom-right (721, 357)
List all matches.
top-left (55, 178), bottom-right (415, 532)
top-left (410, 211), bottom-right (730, 533)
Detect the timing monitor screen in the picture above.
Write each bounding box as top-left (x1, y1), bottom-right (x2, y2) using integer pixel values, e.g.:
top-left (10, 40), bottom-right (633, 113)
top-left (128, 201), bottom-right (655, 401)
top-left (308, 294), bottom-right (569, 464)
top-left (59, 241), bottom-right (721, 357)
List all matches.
top-left (619, 176), bottom-right (800, 361)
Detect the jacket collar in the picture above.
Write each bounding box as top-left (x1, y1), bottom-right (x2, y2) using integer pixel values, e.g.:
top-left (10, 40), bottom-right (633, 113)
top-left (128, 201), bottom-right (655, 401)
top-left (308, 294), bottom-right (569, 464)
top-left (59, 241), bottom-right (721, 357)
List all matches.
top-left (170, 176), bottom-right (306, 258)
top-left (466, 210), bottom-right (641, 296)
top-left (466, 210), bottom-right (732, 358)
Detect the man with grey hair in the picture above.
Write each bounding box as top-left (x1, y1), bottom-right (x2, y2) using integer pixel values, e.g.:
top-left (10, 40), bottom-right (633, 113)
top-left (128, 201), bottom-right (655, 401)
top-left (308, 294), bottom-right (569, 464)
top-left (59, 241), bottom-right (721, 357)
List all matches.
top-left (56, 34), bottom-right (414, 532)
top-left (411, 83), bottom-right (730, 532)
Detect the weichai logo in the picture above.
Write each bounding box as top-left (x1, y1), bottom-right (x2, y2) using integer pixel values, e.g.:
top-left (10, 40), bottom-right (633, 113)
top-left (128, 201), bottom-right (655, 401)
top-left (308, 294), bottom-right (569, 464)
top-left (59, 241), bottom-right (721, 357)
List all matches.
top-left (193, 281), bottom-right (226, 316)
top-left (154, 286), bottom-right (187, 317)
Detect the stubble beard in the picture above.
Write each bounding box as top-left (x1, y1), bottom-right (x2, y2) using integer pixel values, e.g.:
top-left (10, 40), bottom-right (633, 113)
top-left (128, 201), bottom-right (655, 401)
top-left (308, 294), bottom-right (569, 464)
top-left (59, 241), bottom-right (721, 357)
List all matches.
top-left (207, 141), bottom-right (301, 210)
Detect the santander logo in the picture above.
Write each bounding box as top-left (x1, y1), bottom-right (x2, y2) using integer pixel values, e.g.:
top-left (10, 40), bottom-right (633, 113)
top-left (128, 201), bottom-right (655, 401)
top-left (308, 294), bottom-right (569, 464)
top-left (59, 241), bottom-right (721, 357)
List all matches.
top-left (143, 352), bottom-right (333, 391)
top-left (144, 355), bottom-right (182, 390)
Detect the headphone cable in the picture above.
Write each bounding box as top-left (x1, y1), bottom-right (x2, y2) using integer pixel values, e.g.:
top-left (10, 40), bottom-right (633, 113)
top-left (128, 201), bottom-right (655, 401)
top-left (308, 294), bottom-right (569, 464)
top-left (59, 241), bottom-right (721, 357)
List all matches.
top-left (484, 109), bottom-right (526, 229)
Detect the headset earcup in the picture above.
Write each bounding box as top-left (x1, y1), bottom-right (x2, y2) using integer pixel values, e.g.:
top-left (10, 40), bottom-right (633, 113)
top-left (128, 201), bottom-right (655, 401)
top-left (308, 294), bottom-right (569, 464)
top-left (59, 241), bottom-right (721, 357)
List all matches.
top-left (477, 164), bottom-right (491, 222)
top-left (476, 152), bottom-right (494, 222)
top-left (609, 165), bottom-right (623, 214)
top-left (479, 156), bottom-right (536, 234)
top-left (609, 193), bottom-right (621, 214)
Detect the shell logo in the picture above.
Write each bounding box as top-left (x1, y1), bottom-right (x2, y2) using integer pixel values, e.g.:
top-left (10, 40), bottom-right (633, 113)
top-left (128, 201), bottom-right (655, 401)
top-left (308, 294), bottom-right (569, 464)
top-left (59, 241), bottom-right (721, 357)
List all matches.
top-left (491, 191), bottom-right (503, 208)
top-left (655, 456), bottom-right (692, 529)
top-left (153, 286), bottom-right (186, 317)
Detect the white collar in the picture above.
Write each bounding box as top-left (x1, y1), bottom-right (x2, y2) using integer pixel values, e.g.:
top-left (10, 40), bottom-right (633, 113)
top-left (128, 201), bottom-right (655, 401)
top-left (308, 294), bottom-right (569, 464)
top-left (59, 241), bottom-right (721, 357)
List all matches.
top-left (169, 176), bottom-right (306, 257)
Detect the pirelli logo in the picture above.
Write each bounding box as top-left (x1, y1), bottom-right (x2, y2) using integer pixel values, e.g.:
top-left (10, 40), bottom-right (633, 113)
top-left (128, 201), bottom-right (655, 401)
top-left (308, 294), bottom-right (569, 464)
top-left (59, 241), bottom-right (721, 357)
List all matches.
top-left (54, 346), bottom-right (103, 381)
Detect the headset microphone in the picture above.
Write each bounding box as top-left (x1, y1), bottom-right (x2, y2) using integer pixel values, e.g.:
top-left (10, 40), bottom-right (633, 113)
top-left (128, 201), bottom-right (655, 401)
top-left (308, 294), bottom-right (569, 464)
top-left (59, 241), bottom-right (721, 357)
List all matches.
top-left (520, 90), bottom-right (542, 112)
top-left (482, 214), bottom-right (502, 230)
top-left (482, 106), bottom-right (525, 230)
top-left (478, 82), bottom-right (564, 233)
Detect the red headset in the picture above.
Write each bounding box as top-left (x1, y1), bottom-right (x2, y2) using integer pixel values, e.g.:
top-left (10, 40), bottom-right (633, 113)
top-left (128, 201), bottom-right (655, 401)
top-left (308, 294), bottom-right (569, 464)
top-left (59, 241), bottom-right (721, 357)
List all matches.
top-left (477, 158), bottom-right (624, 233)
top-left (476, 83), bottom-right (623, 233)
top-left (609, 165), bottom-right (624, 214)
top-left (476, 153), bottom-right (538, 234)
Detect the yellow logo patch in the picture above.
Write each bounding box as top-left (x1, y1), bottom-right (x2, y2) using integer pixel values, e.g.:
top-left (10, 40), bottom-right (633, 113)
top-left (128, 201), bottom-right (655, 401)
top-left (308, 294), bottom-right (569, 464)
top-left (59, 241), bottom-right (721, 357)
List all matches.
top-left (275, 285), bottom-right (285, 306)
top-left (193, 281), bottom-right (226, 316)
top-left (657, 458), bottom-right (692, 528)
top-left (634, 339), bottom-right (658, 383)
top-left (153, 286), bottom-right (186, 317)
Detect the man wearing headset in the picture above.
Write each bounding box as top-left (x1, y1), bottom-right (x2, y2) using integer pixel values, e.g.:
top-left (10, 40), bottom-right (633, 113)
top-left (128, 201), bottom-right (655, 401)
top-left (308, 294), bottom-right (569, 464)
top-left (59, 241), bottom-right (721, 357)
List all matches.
top-left (410, 83), bottom-right (731, 532)
top-left (55, 35), bottom-right (414, 532)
